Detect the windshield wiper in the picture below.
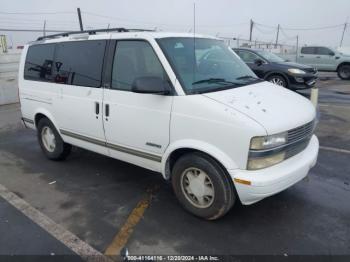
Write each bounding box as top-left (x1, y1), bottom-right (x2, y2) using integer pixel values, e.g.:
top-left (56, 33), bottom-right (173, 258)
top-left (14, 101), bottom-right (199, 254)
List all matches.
top-left (190, 84), bottom-right (244, 94)
top-left (192, 78), bottom-right (237, 85)
top-left (236, 75), bottom-right (261, 80)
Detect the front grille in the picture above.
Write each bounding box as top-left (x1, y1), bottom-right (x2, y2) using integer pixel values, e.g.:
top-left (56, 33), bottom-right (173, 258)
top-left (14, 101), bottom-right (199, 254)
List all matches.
top-left (285, 120), bottom-right (315, 158)
top-left (286, 139), bottom-right (310, 158)
top-left (304, 68), bottom-right (318, 74)
top-left (287, 120), bottom-right (315, 144)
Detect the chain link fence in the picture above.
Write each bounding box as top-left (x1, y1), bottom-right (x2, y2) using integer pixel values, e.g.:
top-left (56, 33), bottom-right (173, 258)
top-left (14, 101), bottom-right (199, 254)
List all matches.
top-left (221, 36), bottom-right (298, 56)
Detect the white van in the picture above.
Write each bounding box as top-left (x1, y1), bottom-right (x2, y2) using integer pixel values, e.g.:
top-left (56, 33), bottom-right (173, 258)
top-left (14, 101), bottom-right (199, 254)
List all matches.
top-left (19, 29), bottom-right (319, 220)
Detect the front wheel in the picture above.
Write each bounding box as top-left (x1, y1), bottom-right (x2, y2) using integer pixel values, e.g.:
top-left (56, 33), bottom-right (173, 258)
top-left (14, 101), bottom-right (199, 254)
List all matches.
top-left (37, 118), bottom-right (71, 160)
top-left (337, 64), bottom-right (350, 80)
top-left (172, 152), bottom-right (236, 220)
top-left (267, 74), bottom-right (287, 87)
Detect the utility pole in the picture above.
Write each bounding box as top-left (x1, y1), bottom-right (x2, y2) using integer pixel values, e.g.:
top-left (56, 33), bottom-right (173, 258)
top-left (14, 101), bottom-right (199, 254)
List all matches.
top-left (296, 35), bottom-right (299, 63)
top-left (275, 24), bottom-right (280, 47)
top-left (77, 8), bottom-right (83, 31)
top-left (249, 19), bottom-right (254, 42)
top-left (43, 20), bottom-right (46, 36)
top-left (340, 22), bottom-right (347, 47)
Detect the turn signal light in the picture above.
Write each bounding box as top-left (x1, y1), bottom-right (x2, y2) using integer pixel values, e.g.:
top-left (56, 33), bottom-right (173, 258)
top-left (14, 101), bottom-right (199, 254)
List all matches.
top-left (234, 178), bottom-right (251, 185)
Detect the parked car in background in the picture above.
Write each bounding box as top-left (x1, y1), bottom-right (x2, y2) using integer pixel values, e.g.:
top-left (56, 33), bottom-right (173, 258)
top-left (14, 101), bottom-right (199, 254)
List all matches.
top-left (234, 48), bottom-right (318, 90)
top-left (280, 46), bottom-right (350, 80)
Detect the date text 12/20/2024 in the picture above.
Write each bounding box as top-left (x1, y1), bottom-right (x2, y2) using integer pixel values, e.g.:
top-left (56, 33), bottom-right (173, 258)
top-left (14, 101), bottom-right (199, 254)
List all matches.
top-left (126, 255), bottom-right (220, 261)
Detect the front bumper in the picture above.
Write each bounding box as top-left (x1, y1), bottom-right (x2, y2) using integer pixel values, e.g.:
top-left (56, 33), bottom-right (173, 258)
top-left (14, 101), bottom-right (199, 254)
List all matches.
top-left (288, 73), bottom-right (318, 90)
top-left (228, 135), bottom-right (319, 205)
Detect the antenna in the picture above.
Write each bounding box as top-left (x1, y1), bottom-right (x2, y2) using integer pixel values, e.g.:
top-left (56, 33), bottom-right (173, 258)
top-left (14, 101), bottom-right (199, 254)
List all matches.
top-left (193, 2), bottom-right (196, 83)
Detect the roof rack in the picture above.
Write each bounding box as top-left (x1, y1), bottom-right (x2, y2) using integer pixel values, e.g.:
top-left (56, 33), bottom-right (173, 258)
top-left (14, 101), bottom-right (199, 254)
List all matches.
top-left (36, 27), bottom-right (155, 41)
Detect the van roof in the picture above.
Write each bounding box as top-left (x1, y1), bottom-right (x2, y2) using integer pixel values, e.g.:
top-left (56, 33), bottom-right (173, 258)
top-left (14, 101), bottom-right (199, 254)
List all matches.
top-left (31, 28), bottom-right (218, 45)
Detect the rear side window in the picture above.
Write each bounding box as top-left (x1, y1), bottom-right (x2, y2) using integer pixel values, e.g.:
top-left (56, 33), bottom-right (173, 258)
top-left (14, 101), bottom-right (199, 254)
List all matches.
top-left (24, 44), bottom-right (55, 82)
top-left (54, 40), bottom-right (106, 87)
top-left (301, 47), bottom-right (316, 54)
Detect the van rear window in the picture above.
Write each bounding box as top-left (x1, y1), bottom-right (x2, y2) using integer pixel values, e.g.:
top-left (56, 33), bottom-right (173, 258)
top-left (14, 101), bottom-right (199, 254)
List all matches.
top-left (24, 44), bottom-right (55, 82)
top-left (24, 41), bottom-right (106, 88)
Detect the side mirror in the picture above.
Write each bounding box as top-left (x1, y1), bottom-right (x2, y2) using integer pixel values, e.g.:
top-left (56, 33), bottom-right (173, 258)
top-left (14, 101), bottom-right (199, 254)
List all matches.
top-left (132, 76), bottom-right (172, 95)
top-left (329, 51), bottom-right (335, 56)
top-left (254, 59), bottom-right (264, 66)
top-left (285, 59), bottom-right (290, 62)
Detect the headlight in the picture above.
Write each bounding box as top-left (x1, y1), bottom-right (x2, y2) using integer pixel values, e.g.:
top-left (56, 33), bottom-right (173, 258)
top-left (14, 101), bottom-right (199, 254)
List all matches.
top-left (248, 132), bottom-right (288, 170)
top-left (247, 152), bottom-right (286, 170)
top-left (288, 68), bottom-right (306, 75)
top-left (250, 132), bottom-right (287, 150)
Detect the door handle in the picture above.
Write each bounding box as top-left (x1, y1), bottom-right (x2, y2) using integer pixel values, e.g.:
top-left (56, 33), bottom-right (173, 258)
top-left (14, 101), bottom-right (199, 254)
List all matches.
top-left (105, 104), bottom-right (110, 117)
top-left (95, 102), bottom-right (100, 115)
top-left (300, 55), bottom-right (304, 58)
top-left (316, 56), bottom-right (321, 58)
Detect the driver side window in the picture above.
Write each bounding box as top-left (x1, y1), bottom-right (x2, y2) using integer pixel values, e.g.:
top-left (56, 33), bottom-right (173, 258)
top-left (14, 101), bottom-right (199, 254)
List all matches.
top-left (316, 47), bottom-right (334, 56)
top-left (111, 41), bottom-right (167, 91)
top-left (236, 50), bottom-right (260, 63)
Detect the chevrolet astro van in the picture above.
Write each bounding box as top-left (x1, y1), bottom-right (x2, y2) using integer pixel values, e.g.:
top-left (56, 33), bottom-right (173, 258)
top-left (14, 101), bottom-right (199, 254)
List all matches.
top-left (19, 28), bottom-right (319, 220)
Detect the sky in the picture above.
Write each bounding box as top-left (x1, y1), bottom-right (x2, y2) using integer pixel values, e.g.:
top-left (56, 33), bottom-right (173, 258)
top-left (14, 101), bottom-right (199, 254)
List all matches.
top-left (0, 0), bottom-right (349, 48)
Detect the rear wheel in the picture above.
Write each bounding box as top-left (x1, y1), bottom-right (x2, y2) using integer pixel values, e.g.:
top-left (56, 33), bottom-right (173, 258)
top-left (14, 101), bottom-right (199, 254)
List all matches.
top-left (37, 118), bottom-right (71, 160)
top-left (172, 152), bottom-right (236, 220)
top-left (337, 64), bottom-right (350, 80)
top-left (267, 74), bottom-right (287, 87)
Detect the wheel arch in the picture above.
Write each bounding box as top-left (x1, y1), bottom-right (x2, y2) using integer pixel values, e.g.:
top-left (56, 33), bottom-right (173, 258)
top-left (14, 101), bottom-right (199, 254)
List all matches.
top-left (161, 140), bottom-right (238, 180)
top-left (264, 71), bottom-right (290, 86)
top-left (336, 62), bottom-right (350, 71)
top-left (33, 108), bottom-right (59, 132)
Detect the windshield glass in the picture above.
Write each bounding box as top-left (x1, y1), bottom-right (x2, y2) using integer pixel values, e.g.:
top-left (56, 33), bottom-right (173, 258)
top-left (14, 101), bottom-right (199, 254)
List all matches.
top-left (256, 50), bottom-right (285, 63)
top-left (157, 37), bottom-right (260, 94)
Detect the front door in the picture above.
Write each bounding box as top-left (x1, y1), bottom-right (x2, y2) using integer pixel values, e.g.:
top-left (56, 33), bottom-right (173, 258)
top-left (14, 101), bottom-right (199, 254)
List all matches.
top-left (103, 40), bottom-right (173, 171)
top-left (236, 50), bottom-right (266, 78)
top-left (314, 47), bottom-right (337, 71)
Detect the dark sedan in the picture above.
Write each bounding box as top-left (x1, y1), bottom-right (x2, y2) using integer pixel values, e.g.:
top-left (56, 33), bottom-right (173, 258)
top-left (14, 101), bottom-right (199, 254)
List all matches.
top-left (233, 48), bottom-right (318, 90)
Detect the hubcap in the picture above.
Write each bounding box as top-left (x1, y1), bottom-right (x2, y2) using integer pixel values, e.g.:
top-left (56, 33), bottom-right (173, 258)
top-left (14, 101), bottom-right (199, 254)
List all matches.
top-left (41, 126), bottom-right (56, 153)
top-left (270, 77), bottom-right (285, 87)
top-left (180, 167), bottom-right (215, 208)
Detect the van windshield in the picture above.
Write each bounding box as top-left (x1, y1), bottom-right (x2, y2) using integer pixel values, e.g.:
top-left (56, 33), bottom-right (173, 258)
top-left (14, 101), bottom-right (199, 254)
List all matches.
top-left (157, 37), bottom-right (261, 94)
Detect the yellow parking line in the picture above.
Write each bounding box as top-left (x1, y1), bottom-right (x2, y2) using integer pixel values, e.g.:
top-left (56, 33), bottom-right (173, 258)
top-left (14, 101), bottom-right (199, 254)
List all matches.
top-left (104, 186), bottom-right (158, 256)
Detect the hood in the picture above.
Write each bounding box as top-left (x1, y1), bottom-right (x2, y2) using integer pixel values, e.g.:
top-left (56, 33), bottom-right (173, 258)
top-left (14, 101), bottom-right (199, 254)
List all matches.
top-left (202, 81), bottom-right (316, 135)
top-left (272, 61), bottom-right (314, 70)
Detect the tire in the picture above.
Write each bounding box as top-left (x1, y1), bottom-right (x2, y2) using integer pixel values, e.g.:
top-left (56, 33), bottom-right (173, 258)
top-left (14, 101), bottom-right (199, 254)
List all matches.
top-left (37, 118), bottom-right (71, 161)
top-left (172, 152), bottom-right (236, 220)
top-left (267, 74), bottom-right (287, 87)
top-left (337, 64), bottom-right (350, 80)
